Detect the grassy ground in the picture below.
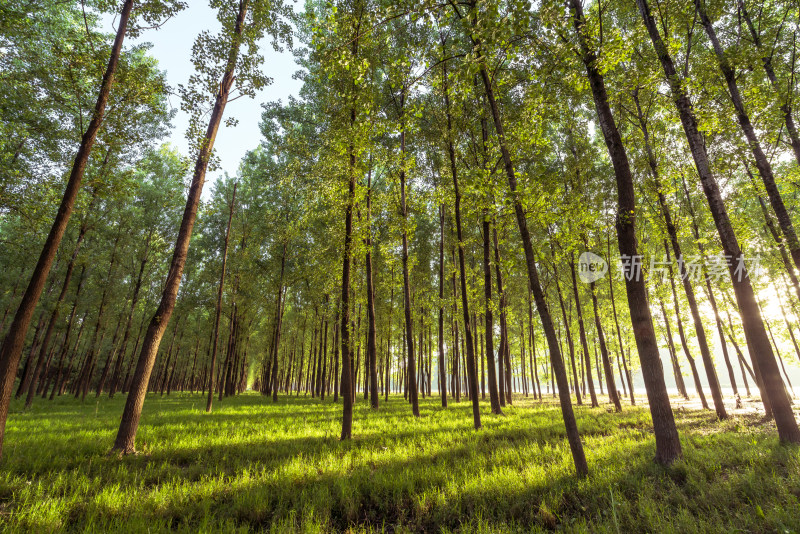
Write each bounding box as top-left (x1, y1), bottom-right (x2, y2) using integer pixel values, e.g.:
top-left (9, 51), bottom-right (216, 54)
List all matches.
top-left (1, 391), bottom-right (799, 533)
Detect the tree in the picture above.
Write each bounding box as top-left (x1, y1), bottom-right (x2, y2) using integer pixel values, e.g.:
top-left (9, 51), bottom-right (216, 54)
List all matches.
top-left (113, 0), bottom-right (291, 453)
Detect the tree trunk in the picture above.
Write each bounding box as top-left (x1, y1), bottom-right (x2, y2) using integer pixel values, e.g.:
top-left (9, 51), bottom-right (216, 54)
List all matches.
top-left (589, 280), bottom-right (621, 411)
top-left (0, 0), bottom-right (134, 458)
top-left (553, 265), bottom-right (581, 406)
top-left (482, 215), bottom-right (503, 415)
top-left (443, 62), bottom-right (478, 425)
top-left (493, 225), bottom-right (513, 406)
top-left (529, 291), bottom-right (541, 400)
top-left (365, 166), bottom-right (379, 409)
top-left (665, 247), bottom-right (709, 409)
top-left (659, 299), bottom-right (689, 400)
top-left (339, 13), bottom-right (361, 437)
top-left (206, 183), bottom-right (236, 411)
top-left (573, 0), bottom-right (682, 464)
top-left (569, 258), bottom-right (598, 407)
top-left (470, 9), bottom-right (587, 473)
top-left (113, 0), bottom-right (249, 454)
top-left (271, 248), bottom-right (287, 402)
top-left (438, 205), bottom-right (447, 407)
top-left (608, 235), bottom-right (634, 404)
top-left (697, 0), bottom-right (800, 272)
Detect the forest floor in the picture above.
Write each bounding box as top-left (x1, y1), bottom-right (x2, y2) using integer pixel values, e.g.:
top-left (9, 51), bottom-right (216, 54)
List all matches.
top-left (1, 391), bottom-right (799, 533)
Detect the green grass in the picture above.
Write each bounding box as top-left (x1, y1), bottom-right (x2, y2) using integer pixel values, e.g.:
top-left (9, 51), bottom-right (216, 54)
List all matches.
top-left (1, 392), bottom-right (799, 533)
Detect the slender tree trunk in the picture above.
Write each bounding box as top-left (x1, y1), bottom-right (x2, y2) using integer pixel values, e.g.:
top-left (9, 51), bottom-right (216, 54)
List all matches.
top-left (482, 216), bottom-right (503, 415)
top-left (206, 183), bottom-right (236, 411)
top-left (451, 254), bottom-right (460, 404)
top-left (726, 320), bottom-right (753, 397)
top-left (697, 1), bottom-right (800, 272)
top-left (638, 0), bottom-right (798, 443)
top-left (398, 93), bottom-right (420, 418)
top-left (570, 258), bottom-right (598, 407)
top-left (764, 314), bottom-right (796, 398)
top-left (665, 250), bottom-right (709, 409)
top-left (15, 315), bottom-right (45, 399)
top-left (159, 320), bottom-right (181, 396)
top-left (113, 0), bottom-right (249, 453)
top-left (589, 280), bottom-right (621, 411)
top-left (385, 266), bottom-right (393, 403)
top-left (271, 248), bottom-right (287, 402)
top-left (573, 0), bottom-right (682, 464)
top-left (660, 299), bottom-right (689, 400)
top-left (365, 168), bottom-right (379, 409)
top-left (469, 15), bottom-right (587, 474)
top-left (704, 280), bottom-right (738, 396)
top-left (553, 262), bottom-right (581, 405)
top-left (608, 235), bottom-right (634, 404)
top-left (339, 13), bottom-right (361, 437)
top-left (442, 59), bottom-right (480, 423)
top-left (520, 321), bottom-right (527, 397)
top-left (529, 292), bottom-right (541, 400)
top-left (493, 226), bottom-right (513, 406)
top-left (438, 206), bottom-right (447, 407)
top-left (0, 0), bottom-right (134, 458)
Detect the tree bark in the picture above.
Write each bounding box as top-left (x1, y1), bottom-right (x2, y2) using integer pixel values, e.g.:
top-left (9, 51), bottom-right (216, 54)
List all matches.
top-left (697, 0), bottom-right (800, 271)
top-left (0, 0), bottom-right (134, 458)
top-left (113, 0), bottom-right (249, 454)
top-left (206, 184), bottom-right (236, 410)
top-left (638, 0), bottom-right (798, 442)
top-left (573, 0), bottom-right (682, 464)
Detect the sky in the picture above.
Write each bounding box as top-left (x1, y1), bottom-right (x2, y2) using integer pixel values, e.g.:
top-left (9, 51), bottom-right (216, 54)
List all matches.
top-left (102, 2), bottom-right (304, 189)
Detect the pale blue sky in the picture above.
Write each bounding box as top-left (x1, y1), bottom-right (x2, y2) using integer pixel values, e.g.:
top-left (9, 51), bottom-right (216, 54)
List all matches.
top-left (103, 2), bottom-right (303, 186)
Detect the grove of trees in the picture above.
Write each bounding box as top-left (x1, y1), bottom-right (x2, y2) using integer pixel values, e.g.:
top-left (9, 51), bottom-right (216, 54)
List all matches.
top-left (2, 0), bottom-right (800, 480)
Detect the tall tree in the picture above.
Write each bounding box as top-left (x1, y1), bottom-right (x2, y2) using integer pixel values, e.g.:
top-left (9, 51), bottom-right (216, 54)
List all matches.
top-left (569, 0), bottom-right (682, 464)
top-left (114, 0), bottom-right (289, 453)
top-left (637, 0), bottom-right (800, 443)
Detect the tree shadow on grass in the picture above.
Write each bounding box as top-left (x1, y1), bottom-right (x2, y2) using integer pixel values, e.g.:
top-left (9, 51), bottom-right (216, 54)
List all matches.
top-left (7, 395), bottom-right (800, 532)
top-left (68, 427), bottom-right (670, 533)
